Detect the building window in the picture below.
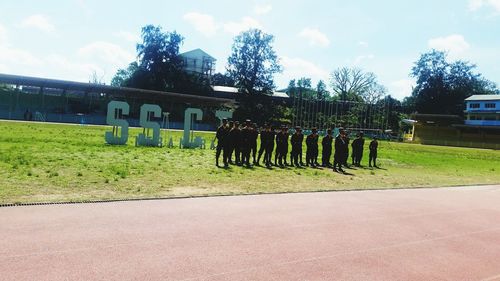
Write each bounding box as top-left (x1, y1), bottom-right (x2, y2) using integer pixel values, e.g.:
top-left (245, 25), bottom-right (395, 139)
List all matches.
top-left (485, 103), bottom-right (496, 108)
top-left (469, 103), bottom-right (480, 109)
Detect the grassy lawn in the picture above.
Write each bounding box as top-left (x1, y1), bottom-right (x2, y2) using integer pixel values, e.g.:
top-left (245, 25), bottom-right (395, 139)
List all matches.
top-left (0, 120), bottom-right (499, 204)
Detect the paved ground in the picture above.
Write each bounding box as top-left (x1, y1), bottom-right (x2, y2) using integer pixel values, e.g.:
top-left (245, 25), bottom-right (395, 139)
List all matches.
top-left (1, 185), bottom-right (500, 280)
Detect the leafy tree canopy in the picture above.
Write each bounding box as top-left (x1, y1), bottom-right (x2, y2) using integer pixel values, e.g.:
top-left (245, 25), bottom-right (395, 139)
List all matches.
top-left (227, 29), bottom-right (282, 95)
top-left (409, 49), bottom-right (498, 115)
top-left (111, 25), bottom-right (212, 94)
top-left (211, 72), bottom-right (235, 87)
top-left (287, 78), bottom-right (331, 100)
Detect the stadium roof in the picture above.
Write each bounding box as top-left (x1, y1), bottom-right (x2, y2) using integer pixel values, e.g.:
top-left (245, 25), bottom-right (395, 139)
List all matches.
top-left (212, 85), bottom-right (239, 93)
top-left (212, 85), bottom-right (289, 98)
top-left (272, 91), bottom-right (289, 98)
top-left (0, 73), bottom-right (236, 107)
top-left (465, 95), bottom-right (500, 101)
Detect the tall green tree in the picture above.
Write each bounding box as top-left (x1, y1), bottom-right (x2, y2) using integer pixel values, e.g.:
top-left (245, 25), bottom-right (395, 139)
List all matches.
top-left (211, 72), bottom-right (235, 87)
top-left (110, 62), bottom-right (139, 86)
top-left (297, 77), bottom-right (312, 89)
top-left (135, 25), bottom-right (184, 91)
top-left (227, 29), bottom-right (282, 95)
top-left (111, 25), bottom-right (212, 94)
top-left (410, 49), bottom-right (498, 115)
top-left (316, 80), bottom-right (329, 100)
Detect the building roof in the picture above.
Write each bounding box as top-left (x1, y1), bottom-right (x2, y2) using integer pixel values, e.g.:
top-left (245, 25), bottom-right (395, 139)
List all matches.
top-left (272, 91), bottom-right (289, 98)
top-left (212, 86), bottom-right (289, 99)
top-left (179, 48), bottom-right (216, 61)
top-left (465, 95), bottom-right (500, 101)
top-left (452, 124), bottom-right (500, 131)
top-left (212, 85), bottom-right (239, 93)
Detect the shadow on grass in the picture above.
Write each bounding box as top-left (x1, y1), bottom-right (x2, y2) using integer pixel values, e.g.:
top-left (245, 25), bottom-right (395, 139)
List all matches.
top-left (332, 169), bottom-right (356, 176)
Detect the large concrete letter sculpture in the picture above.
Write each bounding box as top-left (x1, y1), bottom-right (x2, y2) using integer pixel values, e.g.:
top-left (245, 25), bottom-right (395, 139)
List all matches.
top-left (183, 108), bottom-right (203, 148)
top-left (105, 101), bottom-right (129, 145)
top-left (136, 104), bottom-right (162, 147)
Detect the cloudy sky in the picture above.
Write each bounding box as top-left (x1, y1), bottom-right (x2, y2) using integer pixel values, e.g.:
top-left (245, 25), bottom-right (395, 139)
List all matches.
top-left (0, 0), bottom-right (499, 100)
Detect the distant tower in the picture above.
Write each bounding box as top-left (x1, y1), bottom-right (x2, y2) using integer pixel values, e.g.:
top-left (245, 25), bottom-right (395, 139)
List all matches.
top-left (179, 48), bottom-right (216, 81)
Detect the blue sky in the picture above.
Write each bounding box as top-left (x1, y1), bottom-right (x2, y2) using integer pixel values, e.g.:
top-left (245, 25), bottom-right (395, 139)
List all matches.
top-left (0, 0), bottom-right (499, 100)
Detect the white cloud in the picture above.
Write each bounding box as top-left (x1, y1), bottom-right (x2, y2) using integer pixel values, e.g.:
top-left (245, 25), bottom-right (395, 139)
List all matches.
top-left (20, 14), bottom-right (55, 33)
top-left (428, 34), bottom-right (470, 58)
top-left (0, 63), bottom-right (8, 73)
top-left (0, 23), bottom-right (43, 74)
top-left (254, 4), bottom-right (272, 15)
top-left (298, 28), bottom-right (330, 47)
top-left (223, 17), bottom-right (262, 35)
top-left (388, 79), bottom-right (415, 100)
top-left (278, 56), bottom-right (329, 86)
top-left (77, 0), bottom-right (93, 16)
top-left (469, 0), bottom-right (500, 12)
top-left (45, 54), bottom-right (104, 81)
top-left (358, 41), bottom-right (368, 47)
top-left (469, 0), bottom-right (484, 10)
top-left (114, 31), bottom-right (140, 43)
top-left (183, 12), bottom-right (218, 37)
top-left (0, 46), bottom-right (42, 66)
top-left (354, 54), bottom-right (375, 65)
top-left (0, 24), bottom-right (7, 46)
top-left (77, 41), bottom-right (134, 66)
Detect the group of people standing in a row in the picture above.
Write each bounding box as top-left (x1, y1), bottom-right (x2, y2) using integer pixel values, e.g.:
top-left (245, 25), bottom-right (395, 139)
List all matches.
top-left (215, 119), bottom-right (379, 173)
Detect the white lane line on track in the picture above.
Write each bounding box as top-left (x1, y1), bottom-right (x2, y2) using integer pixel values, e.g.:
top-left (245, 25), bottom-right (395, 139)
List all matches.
top-left (483, 274), bottom-right (500, 281)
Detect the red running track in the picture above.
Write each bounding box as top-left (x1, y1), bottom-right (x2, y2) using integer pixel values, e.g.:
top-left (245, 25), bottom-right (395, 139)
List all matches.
top-left (1, 185), bottom-right (500, 280)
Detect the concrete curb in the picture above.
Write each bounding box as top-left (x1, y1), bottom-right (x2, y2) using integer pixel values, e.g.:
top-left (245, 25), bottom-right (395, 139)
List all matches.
top-left (1, 183), bottom-right (498, 208)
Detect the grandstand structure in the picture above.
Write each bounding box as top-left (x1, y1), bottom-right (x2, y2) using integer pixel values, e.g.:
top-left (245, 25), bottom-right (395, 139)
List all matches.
top-left (407, 95), bottom-right (500, 150)
top-left (0, 73), bottom-right (236, 130)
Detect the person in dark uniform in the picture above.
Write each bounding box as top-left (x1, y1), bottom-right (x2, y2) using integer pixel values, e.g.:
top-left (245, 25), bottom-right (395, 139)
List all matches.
top-left (264, 125), bottom-right (276, 168)
top-left (224, 121), bottom-right (235, 165)
top-left (369, 137), bottom-right (379, 168)
top-left (306, 128), bottom-right (319, 167)
top-left (275, 126), bottom-right (288, 167)
top-left (215, 118), bottom-right (228, 167)
top-left (240, 120), bottom-right (252, 166)
top-left (333, 128), bottom-right (347, 173)
top-left (250, 123), bottom-right (259, 165)
top-left (282, 126), bottom-right (289, 166)
top-left (351, 133), bottom-right (357, 166)
top-left (228, 121), bottom-right (241, 165)
top-left (343, 131), bottom-right (350, 168)
top-left (321, 129), bottom-right (333, 167)
top-left (351, 132), bottom-right (365, 166)
top-left (290, 126), bottom-right (304, 166)
top-left (312, 128), bottom-right (320, 167)
top-left (257, 124), bottom-right (268, 165)
top-left (274, 127), bottom-right (281, 166)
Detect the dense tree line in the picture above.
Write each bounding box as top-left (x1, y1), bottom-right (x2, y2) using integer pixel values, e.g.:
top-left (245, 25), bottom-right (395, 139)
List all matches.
top-left (110, 25), bottom-right (499, 132)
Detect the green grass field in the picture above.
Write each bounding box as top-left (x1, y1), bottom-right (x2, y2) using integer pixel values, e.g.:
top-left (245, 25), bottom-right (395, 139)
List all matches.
top-left (0, 120), bottom-right (499, 204)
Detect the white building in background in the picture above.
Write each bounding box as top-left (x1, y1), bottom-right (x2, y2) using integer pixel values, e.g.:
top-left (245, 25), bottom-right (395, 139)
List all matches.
top-left (464, 95), bottom-right (500, 126)
top-left (179, 49), bottom-right (216, 78)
